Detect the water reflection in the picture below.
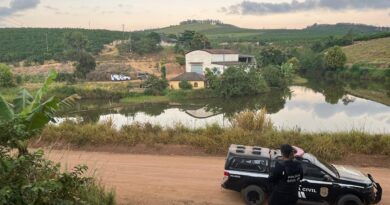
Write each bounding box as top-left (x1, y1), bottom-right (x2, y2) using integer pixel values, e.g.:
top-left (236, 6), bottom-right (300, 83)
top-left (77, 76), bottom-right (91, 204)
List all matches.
top-left (271, 86), bottom-right (390, 133)
top-left (59, 84), bottom-right (390, 133)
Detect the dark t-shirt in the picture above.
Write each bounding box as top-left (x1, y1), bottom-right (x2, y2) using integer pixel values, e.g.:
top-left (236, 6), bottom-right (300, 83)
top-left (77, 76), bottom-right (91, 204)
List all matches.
top-left (269, 160), bottom-right (303, 196)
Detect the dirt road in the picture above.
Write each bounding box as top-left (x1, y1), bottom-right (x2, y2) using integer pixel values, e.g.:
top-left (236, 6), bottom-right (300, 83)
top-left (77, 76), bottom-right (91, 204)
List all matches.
top-left (46, 150), bottom-right (388, 205)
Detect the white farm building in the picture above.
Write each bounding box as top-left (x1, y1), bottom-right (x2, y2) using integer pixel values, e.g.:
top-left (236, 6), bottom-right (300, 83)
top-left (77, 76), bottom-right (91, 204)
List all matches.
top-left (185, 49), bottom-right (255, 74)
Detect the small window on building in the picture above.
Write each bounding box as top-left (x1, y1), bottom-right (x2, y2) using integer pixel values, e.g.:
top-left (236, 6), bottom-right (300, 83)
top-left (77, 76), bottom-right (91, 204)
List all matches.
top-left (194, 82), bottom-right (199, 88)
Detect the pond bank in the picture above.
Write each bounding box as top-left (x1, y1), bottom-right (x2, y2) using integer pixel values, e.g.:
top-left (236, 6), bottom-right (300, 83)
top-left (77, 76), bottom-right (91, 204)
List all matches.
top-left (35, 119), bottom-right (390, 162)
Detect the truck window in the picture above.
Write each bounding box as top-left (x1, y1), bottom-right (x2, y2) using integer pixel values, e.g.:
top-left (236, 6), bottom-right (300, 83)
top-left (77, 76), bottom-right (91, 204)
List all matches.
top-left (229, 158), bottom-right (268, 173)
top-left (302, 162), bottom-right (325, 180)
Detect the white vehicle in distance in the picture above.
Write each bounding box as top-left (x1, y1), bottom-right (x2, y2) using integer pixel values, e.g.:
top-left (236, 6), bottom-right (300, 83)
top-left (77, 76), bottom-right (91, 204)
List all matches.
top-left (111, 74), bottom-right (131, 81)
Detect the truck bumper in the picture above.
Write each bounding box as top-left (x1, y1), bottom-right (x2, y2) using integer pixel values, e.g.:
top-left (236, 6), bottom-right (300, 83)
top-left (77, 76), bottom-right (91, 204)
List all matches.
top-left (368, 174), bottom-right (382, 204)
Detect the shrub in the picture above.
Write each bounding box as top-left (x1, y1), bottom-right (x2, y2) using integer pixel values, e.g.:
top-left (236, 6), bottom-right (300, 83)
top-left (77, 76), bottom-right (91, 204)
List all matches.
top-left (287, 57), bottom-right (301, 72)
top-left (56, 72), bottom-right (76, 83)
top-left (0, 63), bottom-right (14, 87)
top-left (15, 75), bottom-right (23, 85)
top-left (143, 75), bottom-right (168, 96)
top-left (179, 80), bottom-right (192, 90)
top-left (323, 46), bottom-right (347, 71)
top-left (176, 56), bottom-right (185, 66)
top-left (262, 65), bottom-right (285, 87)
top-left (217, 67), bottom-right (269, 98)
top-left (258, 46), bottom-right (287, 66)
top-left (231, 108), bottom-right (273, 132)
top-left (298, 50), bottom-right (324, 72)
top-left (0, 150), bottom-right (116, 205)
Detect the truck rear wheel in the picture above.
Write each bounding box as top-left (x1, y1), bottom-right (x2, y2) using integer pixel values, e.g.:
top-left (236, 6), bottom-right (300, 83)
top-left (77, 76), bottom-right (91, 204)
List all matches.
top-left (241, 185), bottom-right (265, 205)
top-left (337, 194), bottom-right (363, 205)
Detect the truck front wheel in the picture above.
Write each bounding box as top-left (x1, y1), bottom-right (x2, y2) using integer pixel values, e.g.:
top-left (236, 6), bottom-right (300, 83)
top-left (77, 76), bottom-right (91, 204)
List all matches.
top-left (337, 194), bottom-right (363, 205)
top-left (241, 185), bottom-right (265, 205)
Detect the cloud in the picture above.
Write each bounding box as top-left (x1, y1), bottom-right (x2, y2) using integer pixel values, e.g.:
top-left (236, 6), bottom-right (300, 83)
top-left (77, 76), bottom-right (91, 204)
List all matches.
top-left (222, 0), bottom-right (390, 15)
top-left (0, 0), bottom-right (40, 18)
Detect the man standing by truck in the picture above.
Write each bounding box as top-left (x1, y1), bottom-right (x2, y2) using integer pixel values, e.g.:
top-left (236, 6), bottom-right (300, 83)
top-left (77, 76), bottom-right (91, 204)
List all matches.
top-left (268, 144), bottom-right (303, 205)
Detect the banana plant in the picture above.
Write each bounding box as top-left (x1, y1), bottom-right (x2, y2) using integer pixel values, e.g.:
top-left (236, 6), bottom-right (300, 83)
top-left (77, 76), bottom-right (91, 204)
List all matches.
top-left (0, 71), bottom-right (80, 156)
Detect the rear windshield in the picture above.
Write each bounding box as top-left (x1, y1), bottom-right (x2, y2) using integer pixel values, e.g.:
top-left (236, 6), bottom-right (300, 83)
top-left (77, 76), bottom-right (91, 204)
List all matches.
top-left (229, 157), bottom-right (269, 173)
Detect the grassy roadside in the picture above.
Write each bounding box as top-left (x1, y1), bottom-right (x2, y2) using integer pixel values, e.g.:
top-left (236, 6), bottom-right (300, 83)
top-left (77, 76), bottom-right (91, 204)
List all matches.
top-left (35, 110), bottom-right (390, 162)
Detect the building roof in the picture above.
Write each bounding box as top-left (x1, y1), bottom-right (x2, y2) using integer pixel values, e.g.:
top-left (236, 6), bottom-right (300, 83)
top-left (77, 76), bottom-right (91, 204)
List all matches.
top-left (201, 49), bottom-right (239, 54)
top-left (170, 72), bottom-right (205, 81)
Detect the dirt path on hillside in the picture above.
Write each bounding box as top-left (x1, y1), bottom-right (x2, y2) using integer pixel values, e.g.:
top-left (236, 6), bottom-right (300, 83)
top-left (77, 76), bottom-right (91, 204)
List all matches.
top-left (45, 150), bottom-right (388, 205)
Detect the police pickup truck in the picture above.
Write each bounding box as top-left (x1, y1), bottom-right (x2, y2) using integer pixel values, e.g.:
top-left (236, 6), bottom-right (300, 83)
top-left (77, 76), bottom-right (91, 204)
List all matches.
top-left (221, 144), bottom-right (382, 205)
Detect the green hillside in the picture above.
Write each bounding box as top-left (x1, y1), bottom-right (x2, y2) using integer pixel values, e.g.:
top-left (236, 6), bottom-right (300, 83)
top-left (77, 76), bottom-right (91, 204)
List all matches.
top-left (342, 37), bottom-right (390, 69)
top-left (154, 22), bottom-right (389, 45)
top-left (0, 22), bottom-right (388, 63)
top-left (0, 28), bottom-right (128, 63)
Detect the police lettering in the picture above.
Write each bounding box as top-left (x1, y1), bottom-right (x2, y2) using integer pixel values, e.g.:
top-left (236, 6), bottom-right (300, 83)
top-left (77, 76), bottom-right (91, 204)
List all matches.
top-left (287, 174), bottom-right (301, 183)
top-left (302, 188), bottom-right (317, 193)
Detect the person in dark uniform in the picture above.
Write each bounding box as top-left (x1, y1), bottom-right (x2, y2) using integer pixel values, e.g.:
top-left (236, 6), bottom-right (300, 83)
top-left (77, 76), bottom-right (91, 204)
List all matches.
top-left (268, 144), bottom-right (303, 205)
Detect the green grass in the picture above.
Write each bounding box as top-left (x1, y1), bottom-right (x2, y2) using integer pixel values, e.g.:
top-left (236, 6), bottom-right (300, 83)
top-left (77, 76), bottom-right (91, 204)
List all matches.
top-left (120, 95), bottom-right (169, 104)
top-left (37, 111), bottom-right (390, 162)
top-left (342, 37), bottom-right (390, 69)
top-left (1, 81), bottom-right (132, 101)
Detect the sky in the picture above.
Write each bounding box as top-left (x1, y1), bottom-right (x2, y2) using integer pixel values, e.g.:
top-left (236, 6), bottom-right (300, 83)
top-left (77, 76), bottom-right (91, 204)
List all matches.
top-left (0, 0), bottom-right (390, 30)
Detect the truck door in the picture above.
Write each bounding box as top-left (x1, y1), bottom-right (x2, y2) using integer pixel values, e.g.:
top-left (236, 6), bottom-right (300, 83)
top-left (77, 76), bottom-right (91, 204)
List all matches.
top-left (299, 162), bottom-right (334, 204)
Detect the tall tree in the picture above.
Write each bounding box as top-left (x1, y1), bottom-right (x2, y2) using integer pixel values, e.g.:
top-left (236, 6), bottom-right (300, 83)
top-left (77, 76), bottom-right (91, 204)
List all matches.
top-left (63, 32), bottom-right (96, 79)
top-left (258, 47), bottom-right (287, 66)
top-left (175, 30), bottom-right (211, 53)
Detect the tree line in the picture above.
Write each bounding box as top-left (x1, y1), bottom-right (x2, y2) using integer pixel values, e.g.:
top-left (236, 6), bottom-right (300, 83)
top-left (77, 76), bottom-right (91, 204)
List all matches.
top-left (0, 28), bottom-right (126, 63)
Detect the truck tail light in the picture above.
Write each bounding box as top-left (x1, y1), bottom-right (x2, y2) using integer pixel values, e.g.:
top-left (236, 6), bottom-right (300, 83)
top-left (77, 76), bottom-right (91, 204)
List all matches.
top-left (224, 171), bottom-right (230, 177)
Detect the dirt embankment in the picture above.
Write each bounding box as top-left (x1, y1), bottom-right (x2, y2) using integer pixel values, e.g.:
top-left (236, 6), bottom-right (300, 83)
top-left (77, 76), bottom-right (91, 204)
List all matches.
top-left (11, 42), bottom-right (184, 80)
top-left (45, 149), bottom-right (389, 205)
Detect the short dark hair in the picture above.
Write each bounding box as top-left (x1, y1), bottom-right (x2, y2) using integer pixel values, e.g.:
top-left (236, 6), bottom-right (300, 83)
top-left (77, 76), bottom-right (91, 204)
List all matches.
top-left (281, 144), bottom-right (294, 158)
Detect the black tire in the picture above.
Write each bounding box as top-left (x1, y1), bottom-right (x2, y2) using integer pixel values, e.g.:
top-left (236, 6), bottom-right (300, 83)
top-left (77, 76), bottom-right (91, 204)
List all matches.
top-left (241, 185), bottom-right (265, 205)
top-left (337, 194), bottom-right (363, 205)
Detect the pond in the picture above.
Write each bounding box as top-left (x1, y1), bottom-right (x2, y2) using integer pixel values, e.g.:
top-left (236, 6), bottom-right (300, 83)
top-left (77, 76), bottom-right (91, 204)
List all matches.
top-left (59, 84), bottom-right (390, 134)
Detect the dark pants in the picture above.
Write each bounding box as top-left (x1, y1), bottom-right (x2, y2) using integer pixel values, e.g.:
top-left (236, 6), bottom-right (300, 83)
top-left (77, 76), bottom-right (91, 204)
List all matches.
top-left (268, 192), bottom-right (298, 205)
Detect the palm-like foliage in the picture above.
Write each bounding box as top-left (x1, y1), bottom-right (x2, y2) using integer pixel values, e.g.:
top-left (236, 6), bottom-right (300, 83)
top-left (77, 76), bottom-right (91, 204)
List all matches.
top-left (0, 71), bottom-right (80, 155)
